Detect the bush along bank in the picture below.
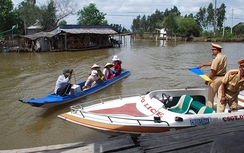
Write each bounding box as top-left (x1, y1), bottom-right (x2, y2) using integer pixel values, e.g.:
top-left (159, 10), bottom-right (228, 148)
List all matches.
top-left (192, 37), bottom-right (244, 42)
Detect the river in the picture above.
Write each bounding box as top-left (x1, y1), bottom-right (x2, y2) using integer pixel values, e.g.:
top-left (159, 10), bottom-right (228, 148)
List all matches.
top-left (0, 38), bottom-right (243, 150)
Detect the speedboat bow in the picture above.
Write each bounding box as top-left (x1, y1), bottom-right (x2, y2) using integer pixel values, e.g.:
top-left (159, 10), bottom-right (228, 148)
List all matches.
top-left (58, 87), bottom-right (244, 135)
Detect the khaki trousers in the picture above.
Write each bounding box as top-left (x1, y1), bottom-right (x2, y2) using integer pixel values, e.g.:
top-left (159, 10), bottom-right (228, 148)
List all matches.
top-left (217, 88), bottom-right (238, 113)
top-left (207, 76), bottom-right (224, 108)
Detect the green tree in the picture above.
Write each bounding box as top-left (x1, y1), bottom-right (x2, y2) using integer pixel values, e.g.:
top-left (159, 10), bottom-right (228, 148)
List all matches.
top-left (162, 6), bottom-right (181, 37)
top-left (216, 3), bottom-right (226, 30)
top-left (147, 9), bottom-right (164, 32)
top-left (122, 27), bottom-right (130, 33)
top-left (0, 0), bottom-right (14, 32)
top-left (163, 12), bottom-right (178, 37)
top-left (77, 3), bottom-right (108, 25)
top-left (185, 13), bottom-right (194, 18)
top-left (140, 15), bottom-right (147, 32)
top-left (195, 2), bottom-right (226, 35)
top-left (176, 16), bottom-right (201, 37)
top-left (195, 7), bottom-right (207, 30)
top-left (110, 24), bottom-right (129, 34)
top-left (59, 20), bottom-right (67, 25)
top-left (110, 24), bottom-right (122, 33)
top-left (171, 6), bottom-right (181, 16)
top-left (18, 0), bottom-right (40, 34)
top-left (39, 0), bottom-right (56, 30)
top-left (206, 3), bottom-right (214, 29)
top-left (131, 15), bottom-right (140, 33)
top-left (18, 0), bottom-right (76, 32)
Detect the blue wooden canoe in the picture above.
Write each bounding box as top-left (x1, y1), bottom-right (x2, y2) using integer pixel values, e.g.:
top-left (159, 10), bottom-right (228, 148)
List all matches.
top-left (19, 70), bottom-right (131, 108)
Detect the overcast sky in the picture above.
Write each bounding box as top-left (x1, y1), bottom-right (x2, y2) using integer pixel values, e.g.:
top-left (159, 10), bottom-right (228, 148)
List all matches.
top-left (12, 0), bottom-right (244, 30)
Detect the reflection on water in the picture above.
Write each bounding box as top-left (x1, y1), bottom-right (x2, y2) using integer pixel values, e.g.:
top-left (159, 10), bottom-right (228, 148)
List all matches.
top-left (0, 39), bottom-right (243, 150)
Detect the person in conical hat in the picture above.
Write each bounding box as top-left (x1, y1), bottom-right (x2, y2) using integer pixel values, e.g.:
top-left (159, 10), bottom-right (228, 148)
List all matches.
top-left (91, 64), bottom-right (100, 69)
top-left (198, 43), bottom-right (227, 109)
top-left (112, 55), bottom-right (122, 76)
top-left (91, 64), bottom-right (105, 81)
top-left (82, 70), bottom-right (98, 90)
top-left (217, 58), bottom-right (244, 113)
top-left (103, 63), bottom-right (114, 80)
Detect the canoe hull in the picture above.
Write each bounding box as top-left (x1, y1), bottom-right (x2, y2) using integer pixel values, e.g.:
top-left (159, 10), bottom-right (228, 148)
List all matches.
top-left (19, 70), bottom-right (131, 108)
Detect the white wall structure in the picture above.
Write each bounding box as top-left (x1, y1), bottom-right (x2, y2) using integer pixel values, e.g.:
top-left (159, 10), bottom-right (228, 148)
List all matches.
top-left (159, 28), bottom-right (166, 38)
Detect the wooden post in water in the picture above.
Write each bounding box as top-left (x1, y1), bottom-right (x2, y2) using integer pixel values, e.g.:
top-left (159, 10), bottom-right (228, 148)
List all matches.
top-left (130, 34), bottom-right (131, 44)
top-left (123, 35), bottom-right (126, 45)
top-left (64, 33), bottom-right (67, 51)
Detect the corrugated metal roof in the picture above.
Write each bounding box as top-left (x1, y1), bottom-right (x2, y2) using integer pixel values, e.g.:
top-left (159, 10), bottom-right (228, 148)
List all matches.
top-left (22, 31), bottom-right (59, 40)
top-left (50, 25), bottom-right (117, 35)
top-left (22, 25), bottom-right (117, 40)
top-left (59, 28), bottom-right (117, 34)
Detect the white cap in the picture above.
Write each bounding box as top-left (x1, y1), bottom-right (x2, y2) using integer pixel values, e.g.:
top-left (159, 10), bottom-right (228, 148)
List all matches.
top-left (112, 55), bottom-right (120, 61)
top-left (211, 43), bottom-right (222, 49)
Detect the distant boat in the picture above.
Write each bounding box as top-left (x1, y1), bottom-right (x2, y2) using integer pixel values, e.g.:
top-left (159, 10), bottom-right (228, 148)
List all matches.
top-left (58, 87), bottom-right (244, 136)
top-left (19, 70), bottom-right (131, 108)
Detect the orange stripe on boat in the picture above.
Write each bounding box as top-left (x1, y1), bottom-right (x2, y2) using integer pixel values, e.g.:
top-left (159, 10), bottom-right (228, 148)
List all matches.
top-left (239, 97), bottom-right (244, 103)
top-left (59, 113), bottom-right (188, 133)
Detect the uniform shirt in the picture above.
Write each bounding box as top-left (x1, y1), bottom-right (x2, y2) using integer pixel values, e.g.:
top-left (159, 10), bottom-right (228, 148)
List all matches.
top-left (54, 75), bottom-right (70, 94)
top-left (222, 69), bottom-right (244, 100)
top-left (211, 53), bottom-right (227, 76)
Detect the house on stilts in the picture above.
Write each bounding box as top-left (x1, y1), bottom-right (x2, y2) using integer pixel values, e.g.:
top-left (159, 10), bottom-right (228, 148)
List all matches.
top-left (20, 25), bottom-right (119, 52)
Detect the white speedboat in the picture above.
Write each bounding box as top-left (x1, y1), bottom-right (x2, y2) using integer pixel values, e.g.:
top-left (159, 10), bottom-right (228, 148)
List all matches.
top-left (58, 87), bottom-right (244, 135)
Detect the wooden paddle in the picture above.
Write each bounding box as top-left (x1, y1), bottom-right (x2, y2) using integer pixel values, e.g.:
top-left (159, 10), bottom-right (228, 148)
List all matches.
top-left (189, 67), bottom-right (215, 83)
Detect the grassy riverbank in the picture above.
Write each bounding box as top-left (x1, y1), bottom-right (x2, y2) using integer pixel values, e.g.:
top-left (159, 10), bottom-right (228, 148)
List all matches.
top-left (192, 37), bottom-right (244, 42)
top-left (132, 32), bottom-right (244, 42)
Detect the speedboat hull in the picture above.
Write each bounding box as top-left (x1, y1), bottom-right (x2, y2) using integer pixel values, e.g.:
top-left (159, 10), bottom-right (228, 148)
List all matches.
top-left (58, 88), bottom-right (244, 135)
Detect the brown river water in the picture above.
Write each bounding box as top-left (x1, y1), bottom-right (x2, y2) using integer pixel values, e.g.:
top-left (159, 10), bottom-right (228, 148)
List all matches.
top-left (0, 38), bottom-right (243, 150)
